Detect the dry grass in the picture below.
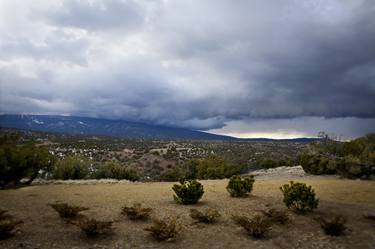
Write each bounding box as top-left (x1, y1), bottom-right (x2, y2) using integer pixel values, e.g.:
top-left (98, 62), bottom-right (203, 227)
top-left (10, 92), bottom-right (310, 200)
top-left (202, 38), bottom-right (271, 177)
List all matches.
top-left (316, 215), bottom-right (347, 236)
top-left (261, 208), bottom-right (290, 225)
top-left (75, 218), bottom-right (113, 238)
top-left (144, 217), bottom-right (180, 241)
top-left (232, 214), bottom-right (272, 238)
top-left (0, 178), bottom-right (374, 248)
top-left (190, 208), bottom-right (221, 223)
top-left (121, 203), bottom-right (152, 220)
top-left (49, 203), bottom-right (89, 219)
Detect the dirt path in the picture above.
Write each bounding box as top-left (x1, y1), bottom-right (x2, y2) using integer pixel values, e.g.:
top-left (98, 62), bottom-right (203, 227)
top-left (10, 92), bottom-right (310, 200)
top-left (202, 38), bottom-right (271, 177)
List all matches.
top-left (1, 178), bottom-right (375, 249)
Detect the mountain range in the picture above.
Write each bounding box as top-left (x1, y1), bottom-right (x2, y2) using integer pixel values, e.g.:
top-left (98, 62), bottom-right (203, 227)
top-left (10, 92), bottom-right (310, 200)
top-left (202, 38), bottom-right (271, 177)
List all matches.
top-left (0, 114), bottom-right (319, 142)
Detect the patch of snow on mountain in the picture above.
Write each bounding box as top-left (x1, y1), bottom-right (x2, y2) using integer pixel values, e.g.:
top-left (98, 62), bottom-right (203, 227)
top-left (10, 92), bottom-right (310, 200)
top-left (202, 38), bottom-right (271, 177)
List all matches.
top-left (32, 119), bottom-right (44, 124)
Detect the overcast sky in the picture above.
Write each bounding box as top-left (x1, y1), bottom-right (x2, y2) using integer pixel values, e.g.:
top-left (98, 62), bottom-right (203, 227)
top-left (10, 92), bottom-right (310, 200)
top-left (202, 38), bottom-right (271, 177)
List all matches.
top-left (0, 0), bottom-right (374, 139)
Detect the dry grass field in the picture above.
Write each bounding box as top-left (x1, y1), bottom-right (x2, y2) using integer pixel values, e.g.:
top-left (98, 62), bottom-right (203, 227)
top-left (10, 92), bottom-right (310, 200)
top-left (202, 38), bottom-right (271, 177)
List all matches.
top-left (1, 178), bottom-right (375, 249)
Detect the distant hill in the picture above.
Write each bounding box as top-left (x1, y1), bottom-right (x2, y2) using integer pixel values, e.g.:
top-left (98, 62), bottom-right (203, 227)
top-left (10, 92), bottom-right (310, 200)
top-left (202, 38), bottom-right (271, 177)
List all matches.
top-left (0, 114), bottom-right (234, 140)
top-left (0, 114), bottom-right (320, 142)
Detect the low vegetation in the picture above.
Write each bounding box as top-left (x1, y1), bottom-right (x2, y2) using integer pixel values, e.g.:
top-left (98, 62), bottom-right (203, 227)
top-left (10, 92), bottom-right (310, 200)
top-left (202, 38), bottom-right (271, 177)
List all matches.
top-left (121, 203), bottom-right (152, 220)
top-left (194, 156), bottom-right (242, 179)
top-left (52, 156), bottom-right (90, 180)
top-left (280, 181), bottom-right (319, 213)
top-left (172, 179), bottom-right (204, 204)
top-left (316, 215), bottom-right (347, 236)
top-left (363, 214), bottom-right (375, 222)
top-left (300, 134), bottom-right (375, 179)
top-left (145, 217), bottom-right (180, 241)
top-left (261, 208), bottom-right (290, 225)
top-left (0, 209), bottom-right (22, 240)
top-left (159, 156), bottom-right (243, 181)
top-left (75, 218), bottom-right (113, 238)
top-left (190, 208), bottom-right (221, 223)
top-left (226, 175), bottom-right (255, 197)
top-left (49, 203), bottom-right (89, 219)
top-left (232, 215), bottom-right (272, 238)
top-left (95, 161), bottom-right (139, 181)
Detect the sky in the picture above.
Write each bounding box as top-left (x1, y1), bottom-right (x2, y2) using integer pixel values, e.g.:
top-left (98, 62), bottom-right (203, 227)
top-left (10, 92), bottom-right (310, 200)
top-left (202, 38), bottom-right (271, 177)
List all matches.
top-left (0, 0), bottom-right (374, 139)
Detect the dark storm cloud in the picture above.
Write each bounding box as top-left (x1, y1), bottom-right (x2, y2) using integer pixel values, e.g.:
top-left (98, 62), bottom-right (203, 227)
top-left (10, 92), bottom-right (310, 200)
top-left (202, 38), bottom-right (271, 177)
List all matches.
top-left (0, 0), bottom-right (374, 137)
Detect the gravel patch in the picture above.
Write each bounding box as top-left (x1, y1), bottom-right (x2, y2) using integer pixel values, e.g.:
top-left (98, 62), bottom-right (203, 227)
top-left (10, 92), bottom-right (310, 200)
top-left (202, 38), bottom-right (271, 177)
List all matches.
top-left (249, 166), bottom-right (340, 180)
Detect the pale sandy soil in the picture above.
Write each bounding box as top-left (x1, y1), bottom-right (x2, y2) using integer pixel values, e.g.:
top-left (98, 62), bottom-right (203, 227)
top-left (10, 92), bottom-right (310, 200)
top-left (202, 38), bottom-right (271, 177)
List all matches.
top-left (1, 178), bottom-right (375, 249)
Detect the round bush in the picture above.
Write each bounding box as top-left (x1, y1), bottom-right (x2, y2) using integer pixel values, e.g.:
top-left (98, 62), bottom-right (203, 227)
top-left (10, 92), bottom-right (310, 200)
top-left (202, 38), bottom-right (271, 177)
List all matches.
top-left (226, 175), bottom-right (255, 197)
top-left (280, 181), bottom-right (319, 213)
top-left (172, 180), bottom-right (204, 204)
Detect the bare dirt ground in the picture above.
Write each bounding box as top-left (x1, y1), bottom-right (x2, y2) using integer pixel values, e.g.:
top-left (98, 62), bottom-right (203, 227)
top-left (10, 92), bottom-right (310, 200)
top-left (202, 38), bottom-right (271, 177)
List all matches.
top-left (1, 177), bottom-right (375, 249)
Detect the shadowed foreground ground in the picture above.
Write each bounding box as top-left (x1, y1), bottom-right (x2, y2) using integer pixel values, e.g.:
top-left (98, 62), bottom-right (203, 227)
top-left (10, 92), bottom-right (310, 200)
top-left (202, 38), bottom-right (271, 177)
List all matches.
top-left (1, 178), bottom-right (375, 249)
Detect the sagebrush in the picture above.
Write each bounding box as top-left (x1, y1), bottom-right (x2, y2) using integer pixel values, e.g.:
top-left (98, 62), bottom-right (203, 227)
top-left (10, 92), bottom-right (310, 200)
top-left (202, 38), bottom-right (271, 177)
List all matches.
top-left (49, 203), bottom-right (89, 219)
top-left (226, 175), bottom-right (255, 197)
top-left (0, 209), bottom-right (12, 221)
top-left (280, 181), bottom-right (319, 213)
top-left (145, 217), bottom-right (180, 241)
top-left (121, 203), bottom-right (152, 220)
top-left (316, 215), bottom-right (347, 236)
top-left (0, 209), bottom-right (22, 240)
top-left (172, 179), bottom-right (204, 204)
top-left (363, 214), bottom-right (375, 221)
top-left (261, 208), bottom-right (290, 225)
top-left (233, 215), bottom-right (271, 238)
top-left (76, 218), bottom-right (113, 237)
top-left (190, 208), bottom-right (221, 223)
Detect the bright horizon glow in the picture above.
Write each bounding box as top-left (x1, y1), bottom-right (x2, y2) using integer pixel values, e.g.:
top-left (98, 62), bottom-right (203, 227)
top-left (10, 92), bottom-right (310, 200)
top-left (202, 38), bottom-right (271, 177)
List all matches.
top-left (207, 131), bottom-right (312, 140)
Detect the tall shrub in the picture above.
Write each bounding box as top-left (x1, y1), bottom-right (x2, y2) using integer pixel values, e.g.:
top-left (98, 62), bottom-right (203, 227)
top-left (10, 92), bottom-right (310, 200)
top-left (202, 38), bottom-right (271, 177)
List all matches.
top-left (53, 156), bottom-right (89, 180)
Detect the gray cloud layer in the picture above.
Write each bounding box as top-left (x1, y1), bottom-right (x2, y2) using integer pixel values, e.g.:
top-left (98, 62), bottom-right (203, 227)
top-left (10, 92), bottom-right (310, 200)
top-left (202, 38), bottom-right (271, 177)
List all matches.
top-left (0, 0), bottom-right (374, 137)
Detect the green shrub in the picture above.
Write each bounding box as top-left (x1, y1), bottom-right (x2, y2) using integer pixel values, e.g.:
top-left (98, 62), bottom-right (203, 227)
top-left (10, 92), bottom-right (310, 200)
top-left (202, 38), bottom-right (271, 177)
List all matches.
top-left (145, 217), bottom-right (180, 241)
top-left (341, 156), bottom-right (363, 178)
top-left (158, 167), bottom-right (185, 182)
top-left (76, 218), bottom-right (113, 237)
top-left (95, 161), bottom-right (139, 181)
top-left (190, 208), bottom-right (221, 223)
top-left (53, 156), bottom-right (90, 180)
top-left (280, 181), bottom-right (319, 213)
top-left (232, 215), bottom-right (271, 238)
top-left (49, 203), bottom-right (88, 219)
top-left (195, 156), bottom-right (241, 179)
top-left (226, 175), bottom-right (255, 197)
top-left (326, 159), bottom-right (337, 174)
top-left (0, 144), bottom-right (55, 187)
top-left (261, 208), bottom-right (290, 225)
top-left (300, 134), bottom-right (375, 179)
top-left (316, 215), bottom-right (347, 236)
top-left (121, 203), bottom-right (152, 220)
top-left (172, 180), bottom-right (204, 204)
